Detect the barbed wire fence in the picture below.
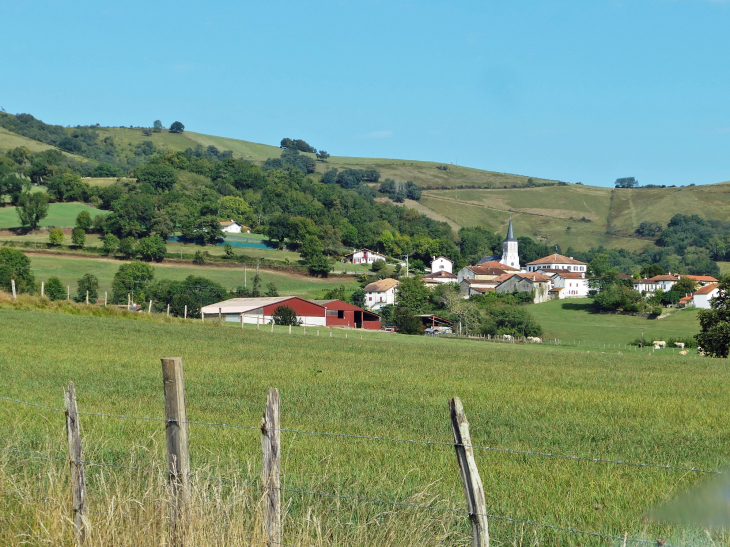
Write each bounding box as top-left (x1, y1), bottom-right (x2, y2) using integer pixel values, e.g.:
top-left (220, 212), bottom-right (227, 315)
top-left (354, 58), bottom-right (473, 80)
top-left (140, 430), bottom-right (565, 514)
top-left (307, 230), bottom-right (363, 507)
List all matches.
top-left (0, 358), bottom-right (711, 547)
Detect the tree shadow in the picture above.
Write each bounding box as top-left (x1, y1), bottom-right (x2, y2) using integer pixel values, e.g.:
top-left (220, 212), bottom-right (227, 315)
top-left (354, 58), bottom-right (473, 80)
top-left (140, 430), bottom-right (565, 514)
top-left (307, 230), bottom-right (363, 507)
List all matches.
top-left (560, 302), bottom-right (595, 313)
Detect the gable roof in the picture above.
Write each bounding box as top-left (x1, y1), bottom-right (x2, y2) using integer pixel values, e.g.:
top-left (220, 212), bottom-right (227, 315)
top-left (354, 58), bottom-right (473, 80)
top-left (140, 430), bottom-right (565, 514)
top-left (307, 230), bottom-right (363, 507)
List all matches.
top-left (616, 273), bottom-right (633, 279)
top-left (511, 272), bottom-right (552, 283)
top-left (201, 296), bottom-right (315, 315)
top-left (527, 254), bottom-right (586, 266)
top-left (432, 256), bottom-right (452, 262)
top-left (423, 271), bottom-right (458, 279)
top-left (470, 261), bottom-right (519, 272)
top-left (344, 248), bottom-right (385, 257)
top-left (683, 275), bottom-right (719, 283)
top-left (219, 220), bottom-right (240, 226)
top-left (646, 274), bottom-right (680, 282)
top-left (694, 283), bottom-right (718, 295)
top-left (554, 272), bottom-right (586, 280)
top-left (364, 278), bottom-right (400, 292)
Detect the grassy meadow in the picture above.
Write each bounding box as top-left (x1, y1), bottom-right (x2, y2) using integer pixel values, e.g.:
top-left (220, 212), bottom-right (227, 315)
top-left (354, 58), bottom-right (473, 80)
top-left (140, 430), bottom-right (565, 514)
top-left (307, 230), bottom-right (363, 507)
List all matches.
top-left (529, 298), bottom-right (701, 346)
top-left (0, 202), bottom-right (107, 229)
top-left (23, 253), bottom-right (358, 300)
top-left (0, 301), bottom-right (728, 545)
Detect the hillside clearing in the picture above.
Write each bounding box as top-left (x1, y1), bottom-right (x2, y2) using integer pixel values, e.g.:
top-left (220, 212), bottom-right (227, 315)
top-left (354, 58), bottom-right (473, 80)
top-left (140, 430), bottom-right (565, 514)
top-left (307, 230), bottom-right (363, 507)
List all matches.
top-left (0, 202), bottom-right (107, 229)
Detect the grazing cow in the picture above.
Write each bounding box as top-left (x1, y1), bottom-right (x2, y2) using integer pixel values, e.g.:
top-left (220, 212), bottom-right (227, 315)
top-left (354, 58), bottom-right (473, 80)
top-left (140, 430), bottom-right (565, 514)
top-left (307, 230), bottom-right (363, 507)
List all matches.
top-left (653, 345), bottom-right (661, 350)
top-left (674, 342), bottom-right (685, 349)
top-left (679, 350), bottom-right (688, 355)
top-left (503, 334), bottom-right (512, 341)
top-left (528, 336), bottom-right (542, 343)
top-left (653, 341), bottom-right (666, 348)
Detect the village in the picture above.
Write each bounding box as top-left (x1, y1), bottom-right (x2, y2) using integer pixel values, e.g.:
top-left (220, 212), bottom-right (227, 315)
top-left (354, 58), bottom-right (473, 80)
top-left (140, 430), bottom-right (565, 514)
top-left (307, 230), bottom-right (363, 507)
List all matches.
top-left (199, 218), bottom-right (721, 335)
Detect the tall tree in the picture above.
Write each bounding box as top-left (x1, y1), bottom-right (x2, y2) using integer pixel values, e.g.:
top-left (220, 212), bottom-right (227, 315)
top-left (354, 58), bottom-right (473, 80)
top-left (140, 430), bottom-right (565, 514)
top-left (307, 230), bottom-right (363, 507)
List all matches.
top-left (169, 121), bottom-right (185, 134)
top-left (16, 192), bottom-right (49, 230)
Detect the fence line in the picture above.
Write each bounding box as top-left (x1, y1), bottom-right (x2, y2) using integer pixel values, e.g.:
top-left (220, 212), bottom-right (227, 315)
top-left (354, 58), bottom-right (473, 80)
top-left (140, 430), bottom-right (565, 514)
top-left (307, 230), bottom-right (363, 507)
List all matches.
top-left (0, 395), bottom-right (720, 475)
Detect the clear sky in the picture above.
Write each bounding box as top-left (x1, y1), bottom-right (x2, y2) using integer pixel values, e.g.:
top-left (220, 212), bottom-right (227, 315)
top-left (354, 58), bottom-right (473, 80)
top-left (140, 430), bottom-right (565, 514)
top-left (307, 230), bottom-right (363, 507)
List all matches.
top-left (2, 0), bottom-right (729, 187)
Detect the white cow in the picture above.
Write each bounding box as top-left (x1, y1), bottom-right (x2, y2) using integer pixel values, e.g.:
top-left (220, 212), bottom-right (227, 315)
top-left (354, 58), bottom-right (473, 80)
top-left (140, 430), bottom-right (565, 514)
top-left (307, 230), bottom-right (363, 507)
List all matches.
top-left (653, 341), bottom-right (666, 348)
top-left (674, 342), bottom-right (685, 349)
top-left (503, 334), bottom-right (512, 341)
top-left (527, 336), bottom-right (542, 344)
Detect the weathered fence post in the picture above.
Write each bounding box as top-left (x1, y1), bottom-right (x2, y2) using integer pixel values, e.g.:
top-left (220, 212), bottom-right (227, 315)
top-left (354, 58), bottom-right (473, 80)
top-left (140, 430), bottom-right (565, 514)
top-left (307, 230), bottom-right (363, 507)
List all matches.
top-left (241, 313), bottom-right (244, 329)
top-left (161, 358), bottom-right (190, 545)
top-left (41, 281), bottom-right (44, 297)
top-left (87, 291), bottom-right (90, 305)
top-left (449, 397), bottom-right (489, 547)
top-left (184, 305), bottom-right (187, 319)
top-left (149, 300), bottom-right (152, 313)
top-left (65, 381), bottom-right (86, 545)
top-left (67, 286), bottom-right (70, 300)
top-left (261, 388), bottom-right (281, 547)
top-left (167, 303), bottom-right (170, 317)
top-left (271, 321), bottom-right (274, 333)
top-left (11, 279), bottom-right (16, 299)
top-left (127, 294), bottom-right (130, 310)
top-left (218, 307), bottom-right (222, 323)
top-left (289, 324), bottom-right (292, 335)
top-left (104, 292), bottom-right (107, 306)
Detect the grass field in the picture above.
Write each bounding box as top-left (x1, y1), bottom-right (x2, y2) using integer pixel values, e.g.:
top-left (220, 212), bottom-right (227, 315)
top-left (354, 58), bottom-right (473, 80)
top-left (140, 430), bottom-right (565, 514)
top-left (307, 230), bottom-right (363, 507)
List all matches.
top-left (530, 298), bottom-right (700, 345)
top-left (0, 202), bottom-right (107, 229)
top-left (0, 302), bottom-right (727, 545)
top-left (25, 253), bottom-right (358, 299)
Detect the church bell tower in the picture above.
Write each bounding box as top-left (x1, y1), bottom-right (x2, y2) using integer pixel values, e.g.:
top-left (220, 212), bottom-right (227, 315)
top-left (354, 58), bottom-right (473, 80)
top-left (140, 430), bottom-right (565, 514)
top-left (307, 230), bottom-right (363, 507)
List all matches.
top-left (500, 218), bottom-right (520, 269)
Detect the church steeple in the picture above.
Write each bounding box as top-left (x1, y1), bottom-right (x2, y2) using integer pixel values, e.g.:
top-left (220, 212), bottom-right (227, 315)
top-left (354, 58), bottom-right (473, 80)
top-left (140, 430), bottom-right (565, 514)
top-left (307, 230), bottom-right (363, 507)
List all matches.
top-left (500, 217), bottom-right (520, 269)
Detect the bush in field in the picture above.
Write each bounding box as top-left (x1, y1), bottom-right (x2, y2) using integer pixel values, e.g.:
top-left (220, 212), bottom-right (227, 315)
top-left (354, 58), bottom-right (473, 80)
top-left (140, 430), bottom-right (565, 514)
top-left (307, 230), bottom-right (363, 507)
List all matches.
top-left (111, 261), bottom-right (155, 304)
top-left (147, 275), bottom-right (228, 318)
top-left (75, 211), bottom-right (92, 232)
top-left (393, 306), bottom-right (424, 335)
top-left (137, 235), bottom-right (167, 262)
top-left (0, 248), bottom-right (35, 294)
top-left (371, 259), bottom-right (386, 272)
top-left (75, 273), bottom-right (99, 304)
top-left (118, 237), bottom-right (136, 259)
top-left (272, 305), bottom-right (300, 326)
top-left (49, 228), bottom-right (64, 246)
top-left (102, 234), bottom-right (120, 255)
top-left (71, 228), bottom-right (85, 248)
top-left (481, 305), bottom-right (542, 338)
top-left (45, 276), bottom-right (65, 301)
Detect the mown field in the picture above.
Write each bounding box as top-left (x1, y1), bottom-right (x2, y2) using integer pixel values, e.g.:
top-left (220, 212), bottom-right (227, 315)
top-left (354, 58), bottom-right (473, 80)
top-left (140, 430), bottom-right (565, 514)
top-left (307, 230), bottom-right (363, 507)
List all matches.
top-left (0, 202), bottom-right (107, 229)
top-left (22, 254), bottom-right (358, 300)
top-left (530, 298), bottom-right (701, 346)
top-left (0, 304), bottom-right (727, 546)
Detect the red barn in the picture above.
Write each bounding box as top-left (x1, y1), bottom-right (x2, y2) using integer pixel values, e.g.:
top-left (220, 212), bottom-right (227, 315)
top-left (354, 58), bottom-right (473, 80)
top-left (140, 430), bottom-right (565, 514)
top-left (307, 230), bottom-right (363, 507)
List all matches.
top-left (312, 300), bottom-right (381, 330)
top-left (201, 297), bottom-right (326, 326)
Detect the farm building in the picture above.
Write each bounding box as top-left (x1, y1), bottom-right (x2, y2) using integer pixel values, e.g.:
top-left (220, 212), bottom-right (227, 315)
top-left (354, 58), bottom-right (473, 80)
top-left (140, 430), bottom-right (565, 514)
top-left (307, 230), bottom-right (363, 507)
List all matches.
top-left (423, 270), bottom-right (458, 287)
top-left (550, 272), bottom-right (590, 298)
top-left (201, 297), bottom-right (326, 326)
top-left (693, 283), bottom-right (719, 309)
top-left (459, 272), bottom-right (513, 297)
top-left (364, 278), bottom-right (399, 310)
top-left (311, 300), bottom-right (381, 330)
top-left (525, 253), bottom-right (587, 274)
top-left (343, 249), bottom-right (386, 265)
top-left (418, 315), bottom-right (453, 334)
top-left (634, 274), bottom-right (678, 296)
top-left (495, 272), bottom-right (552, 303)
top-left (219, 220), bottom-right (249, 234)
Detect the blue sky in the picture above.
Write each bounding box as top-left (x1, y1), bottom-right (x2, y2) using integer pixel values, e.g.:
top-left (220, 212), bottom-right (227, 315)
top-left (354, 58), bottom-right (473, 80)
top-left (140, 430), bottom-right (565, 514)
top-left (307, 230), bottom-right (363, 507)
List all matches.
top-left (2, 0), bottom-right (729, 187)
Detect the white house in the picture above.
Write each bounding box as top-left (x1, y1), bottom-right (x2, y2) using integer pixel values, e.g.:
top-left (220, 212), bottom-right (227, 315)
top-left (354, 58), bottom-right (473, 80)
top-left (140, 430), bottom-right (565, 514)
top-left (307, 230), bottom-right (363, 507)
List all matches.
top-left (344, 249), bottom-right (386, 265)
top-left (431, 256), bottom-right (453, 274)
top-left (364, 278), bottom-right (399, 310)
top-left (551, 272), bottom-right (590, 298)
top-left (693, 283), bottom-right (719, 309)
top-left (220, 220), bottom-right (244, 233)
top-left (634, 274), bottom-right (679, 296)
top-left (525, 253), bottom-right (587, 274)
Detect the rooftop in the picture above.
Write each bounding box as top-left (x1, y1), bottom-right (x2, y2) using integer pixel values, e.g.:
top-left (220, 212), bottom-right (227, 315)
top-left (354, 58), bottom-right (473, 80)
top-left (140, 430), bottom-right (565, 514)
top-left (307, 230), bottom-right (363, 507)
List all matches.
top-left (527, 253), bottom-right (587, 266)
top-left (424, 271), bottom-right (458, 279)
top-left (694, 283), bottom-right (719, 295)
top-left (201, 296), bottom-right (308, 314)
top-left (364, 278), bottom-right (400, 292)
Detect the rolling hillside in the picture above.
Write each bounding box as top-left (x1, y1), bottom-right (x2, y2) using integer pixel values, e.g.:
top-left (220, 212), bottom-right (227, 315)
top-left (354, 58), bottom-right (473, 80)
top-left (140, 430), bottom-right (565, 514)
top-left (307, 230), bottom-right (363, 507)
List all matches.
top-left (416, 182), bottom-right (730, 250)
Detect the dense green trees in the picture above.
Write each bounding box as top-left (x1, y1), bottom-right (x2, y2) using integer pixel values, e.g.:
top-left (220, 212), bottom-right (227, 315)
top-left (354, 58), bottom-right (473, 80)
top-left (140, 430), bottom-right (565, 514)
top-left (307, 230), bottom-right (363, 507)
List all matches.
top-left (169, 121), bottom-right (185, 134)
top-left (280, 138), bottom-right (316, 153)
top-left (75, 211), bottom-right (92, 231)
top-left (615, 177), bottom-right (639, 188)
top-left (137, 235), bottom-right (167, 262)
top-left (111, 261), bottom-right (155, 304)
top-left (16, 192), bottom-right (49, 229)
top-left (75, 273), bottom-right (99, 303)
top-left (0, 248), bottom-right (35, 294)
top-left (134, 164), bottom-right (177, 193)
top-left (481, 306), bottom-right (543, 337)
top-left (71, 228), bottom-right (85, 248)
top-left (696, 277), bottom-right (730, 357)
top-left (147, 275), bottom-right (228, 318)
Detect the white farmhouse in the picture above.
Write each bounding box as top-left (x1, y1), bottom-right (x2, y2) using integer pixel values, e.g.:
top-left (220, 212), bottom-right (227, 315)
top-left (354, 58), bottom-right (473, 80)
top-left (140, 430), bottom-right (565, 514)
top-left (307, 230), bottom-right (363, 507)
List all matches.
top-left (220, 220), bottom-right (244, 234)
top-left (525, 253), bottom-right (587, 274)
top-left (431, 256), bottom-right (453, 274)
top-left (693, 283), bottom-right (719, 309)
top-left (344, 249), bottom-right (387, 265)
top-left (634, 274), bottom-right (678, 296)
top-left (364, 278), bottom-right (400, 310)
top-left (550, 272), bottom-right (590, 298)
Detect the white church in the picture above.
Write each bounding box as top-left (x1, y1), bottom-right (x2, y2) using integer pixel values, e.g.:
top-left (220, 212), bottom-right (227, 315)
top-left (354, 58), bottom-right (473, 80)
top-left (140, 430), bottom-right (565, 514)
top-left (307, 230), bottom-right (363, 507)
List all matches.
top-left (476, 218), bottom-right (520, 270)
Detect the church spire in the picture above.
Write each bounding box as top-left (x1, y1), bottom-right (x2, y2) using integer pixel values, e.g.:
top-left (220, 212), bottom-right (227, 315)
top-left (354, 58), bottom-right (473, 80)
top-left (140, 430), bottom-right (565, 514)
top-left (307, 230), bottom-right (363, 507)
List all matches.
top-left (506, 217), bottom-right (516, 241)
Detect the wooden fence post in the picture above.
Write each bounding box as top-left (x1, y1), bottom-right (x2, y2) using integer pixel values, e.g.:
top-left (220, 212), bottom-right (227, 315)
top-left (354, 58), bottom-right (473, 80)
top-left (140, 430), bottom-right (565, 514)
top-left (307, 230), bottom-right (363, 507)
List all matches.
top-left (86, 291), bottom-right (89, 305)
top-left (167, 303), bottom-right (170, 317)
top-left (288, 324), bottom-right (291, 335)
top-left (67, 286), bottom-right (70, 300)
top-left (261, 388), bottom-right (281, 547)
top-left (241, 313), bottom-right (244, 329)
top-left (271, 321), bottom-right (274, 333)
top-left (11, 279), bottom-right (16, 299)
top-left (149, 300), bottom-right (152, 313)
top-left (218, 307), bottom-right (222, 323)
top-left (449, 397), bottom-right (489, 547)
top-left (161, 358), bottom-right (190, 545)
top-left (127, 294), bottom-right (130, 310)
top-left (41, 281), bottom-right (44, 297)
top-left (184, 305), bottom-right (187, 319)
top-left (104, 292), bottom-right (107, 306)
top-left (65, 381), bottom-right (86, 545)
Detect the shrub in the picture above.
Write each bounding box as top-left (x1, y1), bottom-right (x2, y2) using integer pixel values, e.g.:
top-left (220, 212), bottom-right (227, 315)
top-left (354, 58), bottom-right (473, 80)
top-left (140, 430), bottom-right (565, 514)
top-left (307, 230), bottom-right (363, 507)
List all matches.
top-left (45, 276), bottom-right (65, 301)
top-left (118, 237), bottom-right (137, 259)
top-left (272, 305), bottom-right (300, 326)
top-left (75, 211), bottom-right (92, 231)
top-left (651, 307), bottom-right (663, 316)
top-left (393, 306), bottom-right (424, 335)
top-left (137, 235), bottom-right (167, 262)
top-left (371, 259), bottom-right (386, 272)
top-left (0, 248), bottom-right (35, 294)
top-left (266, 283), bottom-right (279, 297)
top-left (49, 228), bottom-right (64, 246)
top-left (111, 261), bottom-right (155, 304)
top-left (193, 250), bottom-right (205, 265)
top-left (71, 228), bottom-right (85, 248)
top-left (481, 306), bottom-right (543, 337)
top-left (102, 234), bottom-right (120, 256)
top-left (74, 273), bottom-right (99, 303)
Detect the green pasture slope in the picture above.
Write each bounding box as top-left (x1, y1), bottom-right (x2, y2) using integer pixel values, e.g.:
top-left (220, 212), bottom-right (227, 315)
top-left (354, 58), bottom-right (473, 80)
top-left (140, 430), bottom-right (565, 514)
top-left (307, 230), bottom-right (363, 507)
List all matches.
top-left (420, 181), bottom-right (730, 250)
top-left (0, 202), bottom-right (107, 229)
top-left (530, 298), bottom-right (701, 345)
top-left (26, 254), bottom-right (358, 300)
top-left (0, 308), bottom-right (727, 545)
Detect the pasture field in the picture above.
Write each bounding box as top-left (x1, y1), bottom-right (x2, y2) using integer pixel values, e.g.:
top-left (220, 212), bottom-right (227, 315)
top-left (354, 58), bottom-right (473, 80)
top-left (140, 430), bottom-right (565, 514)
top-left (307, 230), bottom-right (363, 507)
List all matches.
top-left (529, 298), bottom-right (701, 346)
top-left (0, 304), bottom-right (728, 545)
top-left (25, 253), bottom-right (358, 299)
top-left (0, 202), bottom-right (107, 229)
